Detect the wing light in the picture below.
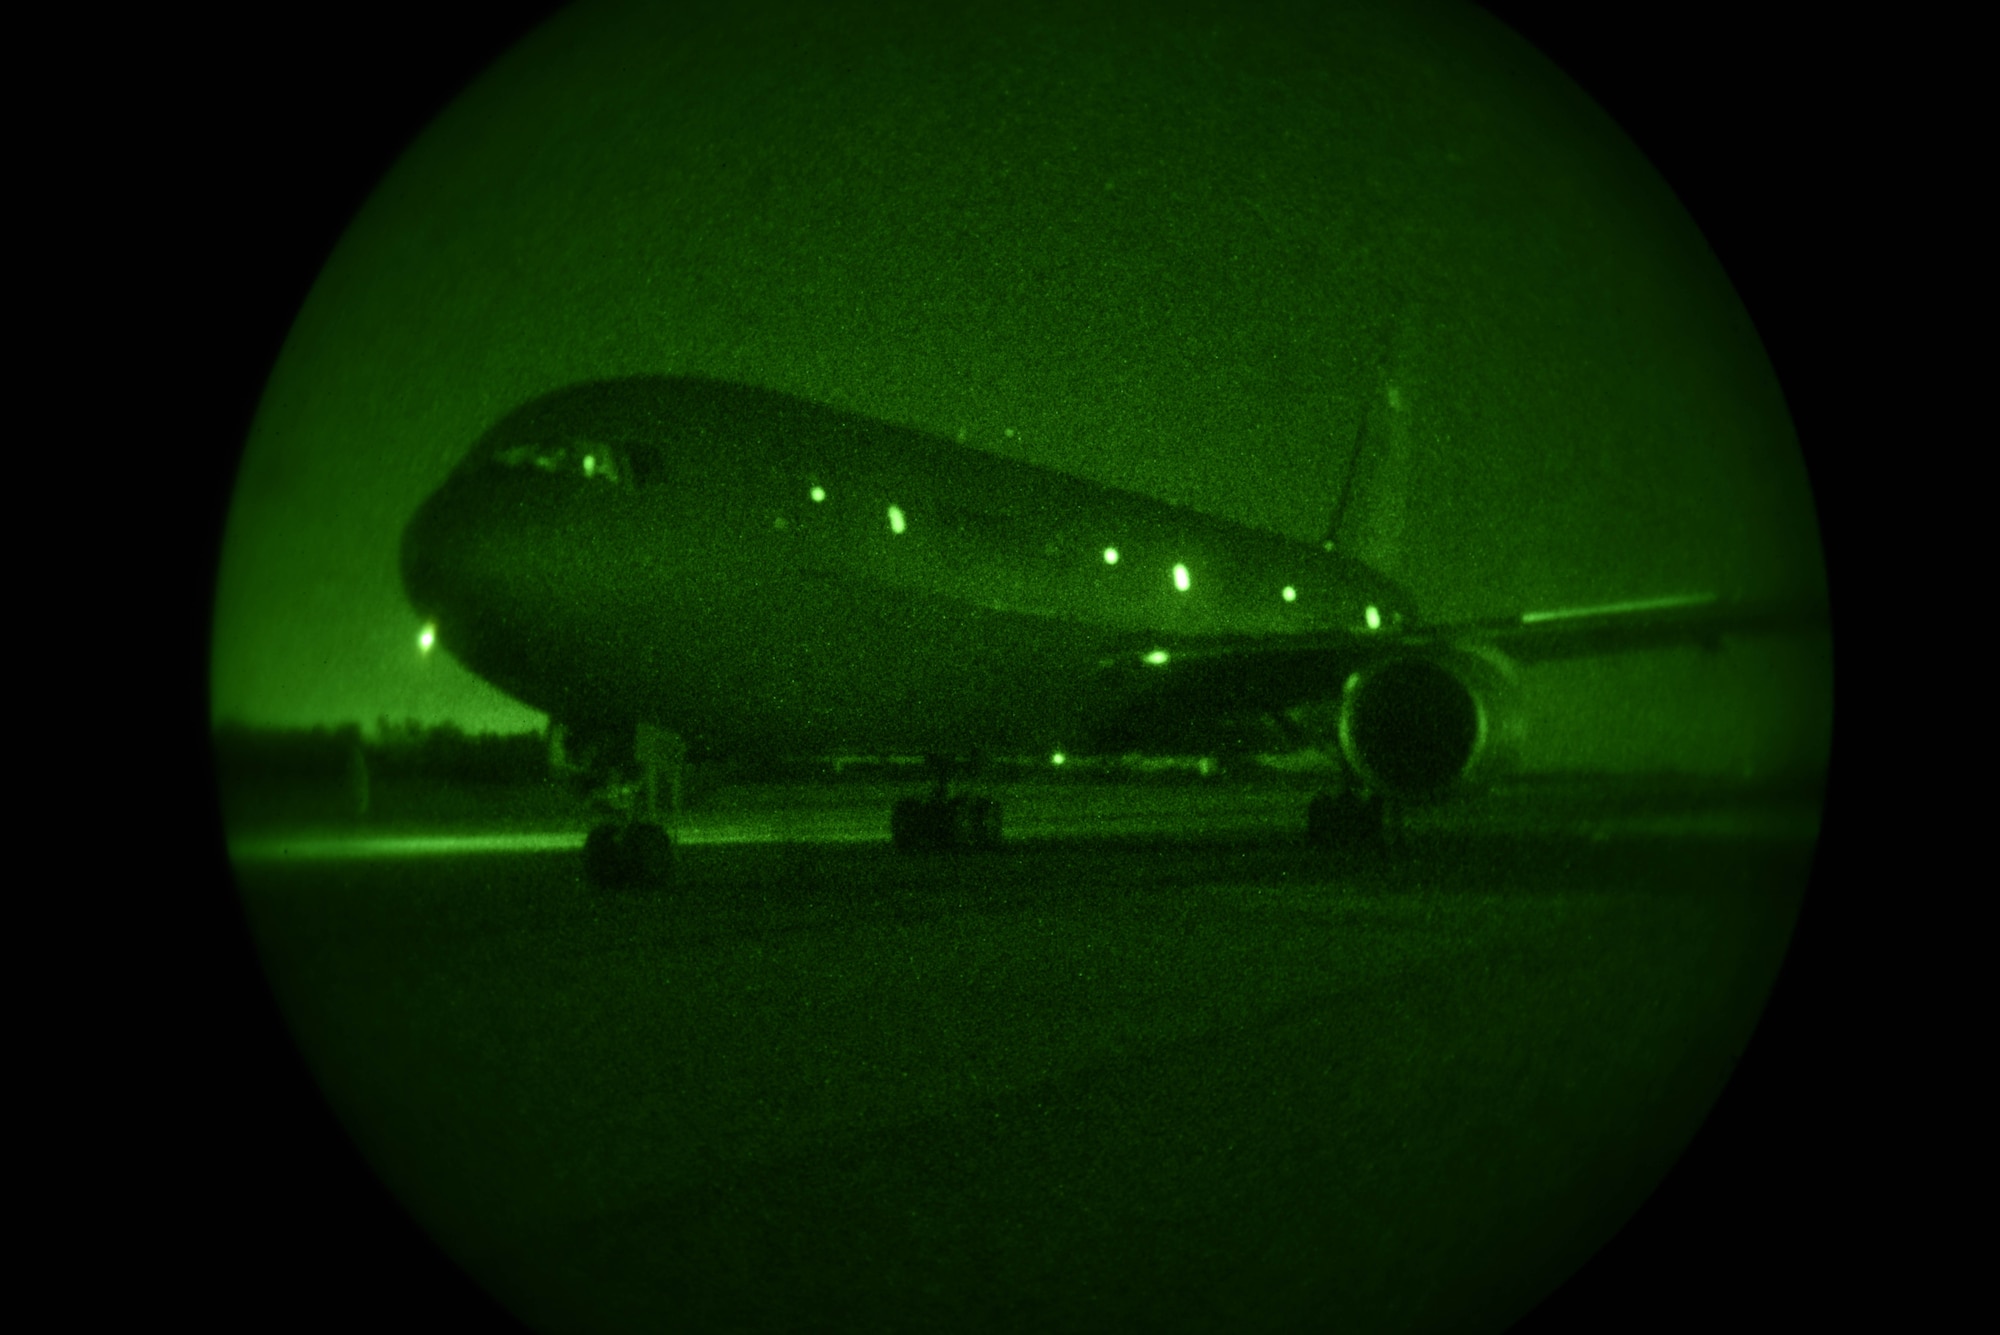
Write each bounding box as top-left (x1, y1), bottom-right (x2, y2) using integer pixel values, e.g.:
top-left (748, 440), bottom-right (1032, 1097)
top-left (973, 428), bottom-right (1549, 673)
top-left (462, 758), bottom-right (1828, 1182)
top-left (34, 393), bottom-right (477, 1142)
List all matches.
top-left (1103, 547), bottom-right (1119, 565)
top-left (1282, 586), bottom-right (1297, 602)
top-left (810, 485), bottom-right (826, 503)
top-left (1365, 604), bottom-right (1381, 630)
top-left (887, 504), bottom-right (907, 535)
top-left (1144, 649), bottom-right (1171, 666)
top-left (1173, 564), bottom-right (1191, 591)
top-left (418, 623), bottom-right (436, 654)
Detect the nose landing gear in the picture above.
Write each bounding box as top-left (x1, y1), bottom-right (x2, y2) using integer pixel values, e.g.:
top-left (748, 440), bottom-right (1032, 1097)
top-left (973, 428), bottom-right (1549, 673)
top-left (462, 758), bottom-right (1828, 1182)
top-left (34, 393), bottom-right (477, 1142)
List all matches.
top-left (567, 720), bottom-right (683, 889)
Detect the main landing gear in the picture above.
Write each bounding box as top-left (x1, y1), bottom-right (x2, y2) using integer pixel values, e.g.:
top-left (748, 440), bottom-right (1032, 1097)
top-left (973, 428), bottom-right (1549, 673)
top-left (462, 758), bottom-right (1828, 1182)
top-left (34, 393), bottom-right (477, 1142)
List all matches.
top-left (1305, 786), bottom-right (1399, 852)
top-left (890, 753), bottom-right (1003, 852)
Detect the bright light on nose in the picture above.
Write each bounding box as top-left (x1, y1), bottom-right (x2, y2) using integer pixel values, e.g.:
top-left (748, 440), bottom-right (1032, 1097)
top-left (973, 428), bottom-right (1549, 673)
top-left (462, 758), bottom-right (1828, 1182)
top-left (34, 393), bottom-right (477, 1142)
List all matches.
top-left (887, 504), bottom-right (906, 535)
top-left (1282, 586), bottom-right (1297, 602)
top-left (1103, 547), bottom-right (1119, 565)
top-left (1173, 564), bottom-right (1190, 592)
top-left (810, 486), bottom-right (826, 502)
top-left (1365, 604), bottom-right (1382, 630)
top-left (418, 624), bottom-right (436, 654)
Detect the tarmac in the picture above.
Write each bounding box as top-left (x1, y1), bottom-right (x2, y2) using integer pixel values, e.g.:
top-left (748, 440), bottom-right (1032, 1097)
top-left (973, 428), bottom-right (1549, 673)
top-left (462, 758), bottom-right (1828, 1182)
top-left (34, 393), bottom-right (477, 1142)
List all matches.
top-left (226, 774), bottom-right (1820, 862)
top-left (225, 779), bottom-right (1822, 1333)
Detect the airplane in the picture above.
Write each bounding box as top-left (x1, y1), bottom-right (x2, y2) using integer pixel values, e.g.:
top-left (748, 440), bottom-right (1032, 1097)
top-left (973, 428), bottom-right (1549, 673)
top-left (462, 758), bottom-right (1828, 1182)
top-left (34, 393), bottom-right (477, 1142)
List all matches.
top-left (398, 374), bottom-right (1824, 887)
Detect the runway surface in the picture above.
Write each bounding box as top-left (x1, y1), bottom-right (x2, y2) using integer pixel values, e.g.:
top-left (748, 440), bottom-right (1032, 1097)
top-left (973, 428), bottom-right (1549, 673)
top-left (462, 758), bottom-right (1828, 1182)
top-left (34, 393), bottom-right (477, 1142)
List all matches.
top-left (229, 785), bottom-right (1818, 1333)
top-left (226, 776), bottom-right (1820, 862)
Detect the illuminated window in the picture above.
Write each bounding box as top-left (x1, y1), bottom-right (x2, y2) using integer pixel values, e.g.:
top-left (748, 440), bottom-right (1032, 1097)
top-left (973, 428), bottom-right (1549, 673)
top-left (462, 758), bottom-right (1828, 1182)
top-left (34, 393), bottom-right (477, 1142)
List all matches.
top-left (887, 504), bottom-right (907, 535)
top-left (1282, 586), bottom-right (1297, 602)
top-left (1173, 564), bottom-right (1191, 592)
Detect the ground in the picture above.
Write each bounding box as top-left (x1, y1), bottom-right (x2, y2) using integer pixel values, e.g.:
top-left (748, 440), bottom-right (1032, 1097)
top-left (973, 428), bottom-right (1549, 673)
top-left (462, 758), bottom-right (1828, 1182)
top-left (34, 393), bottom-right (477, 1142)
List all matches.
top-left (226, 783), bottom-right (1814, 1333)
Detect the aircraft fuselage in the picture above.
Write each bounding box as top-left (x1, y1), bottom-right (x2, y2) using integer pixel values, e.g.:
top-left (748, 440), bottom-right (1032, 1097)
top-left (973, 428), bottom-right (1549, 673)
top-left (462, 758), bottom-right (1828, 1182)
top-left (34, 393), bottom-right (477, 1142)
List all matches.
top-left (401, 377), bottom-right (1414, 759)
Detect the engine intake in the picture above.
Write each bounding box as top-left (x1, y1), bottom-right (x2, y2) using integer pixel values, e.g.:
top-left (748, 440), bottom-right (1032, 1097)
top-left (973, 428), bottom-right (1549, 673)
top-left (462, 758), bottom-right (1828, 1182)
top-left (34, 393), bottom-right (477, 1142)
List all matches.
top-left (1337, 646), bottom-right (1520, 799)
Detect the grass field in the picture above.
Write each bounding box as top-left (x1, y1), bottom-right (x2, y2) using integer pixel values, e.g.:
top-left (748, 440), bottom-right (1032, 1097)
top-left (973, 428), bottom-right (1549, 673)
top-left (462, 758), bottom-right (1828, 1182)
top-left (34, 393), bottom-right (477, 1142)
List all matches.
top-left (232, 820), bottom-right (1812, 1333)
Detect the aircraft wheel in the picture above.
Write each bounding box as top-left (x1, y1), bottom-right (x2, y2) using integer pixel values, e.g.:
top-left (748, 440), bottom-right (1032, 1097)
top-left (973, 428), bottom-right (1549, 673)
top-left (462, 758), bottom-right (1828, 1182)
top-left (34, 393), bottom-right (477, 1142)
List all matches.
top-left (891, 796), bottom-right (934, 852)
top-left (626, 821), bottom-right (675, 887)
top-left (964, 796), bottom-right (1002, 850)
top-left (1308, 790), bottom-right (1372, 849)
top-left (583, 821), bottom-right (676, 888)
top-left (1305, 792), bottom-right (1337, 846)
top-left (1364, 793), bottom-right (1396, 854)
top-left (583, 822), bottom-right (626, 887)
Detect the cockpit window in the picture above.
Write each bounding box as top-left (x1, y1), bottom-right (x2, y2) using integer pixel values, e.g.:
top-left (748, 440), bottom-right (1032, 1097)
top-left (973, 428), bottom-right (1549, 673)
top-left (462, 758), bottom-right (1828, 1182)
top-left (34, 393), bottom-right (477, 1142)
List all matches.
top-left (488, 438), bottom-right (624, 485)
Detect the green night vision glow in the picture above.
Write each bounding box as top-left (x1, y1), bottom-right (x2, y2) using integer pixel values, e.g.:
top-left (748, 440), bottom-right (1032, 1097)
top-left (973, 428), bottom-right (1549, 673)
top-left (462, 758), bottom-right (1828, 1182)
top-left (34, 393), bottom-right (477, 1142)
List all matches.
top-left (210, 2), bottom-right (1831, 1332)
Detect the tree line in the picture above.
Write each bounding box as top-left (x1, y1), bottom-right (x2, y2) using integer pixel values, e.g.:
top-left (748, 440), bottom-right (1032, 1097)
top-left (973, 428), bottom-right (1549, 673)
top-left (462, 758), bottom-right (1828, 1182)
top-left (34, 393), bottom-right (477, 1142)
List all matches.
top-left (212, 720), bottom-right (548, 786)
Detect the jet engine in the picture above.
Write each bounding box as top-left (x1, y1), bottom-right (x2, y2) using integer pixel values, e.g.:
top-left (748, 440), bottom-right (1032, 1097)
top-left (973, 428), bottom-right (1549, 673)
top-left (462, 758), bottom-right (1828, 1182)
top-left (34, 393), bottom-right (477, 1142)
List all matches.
top-left (1336, 644), bottom-right (1523, 800)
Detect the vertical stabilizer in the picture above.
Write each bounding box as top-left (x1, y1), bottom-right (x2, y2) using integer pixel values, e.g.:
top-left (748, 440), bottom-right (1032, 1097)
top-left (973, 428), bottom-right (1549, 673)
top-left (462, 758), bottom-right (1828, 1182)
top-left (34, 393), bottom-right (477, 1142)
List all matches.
top-left (1324, 378), bottom-right (1412, 578)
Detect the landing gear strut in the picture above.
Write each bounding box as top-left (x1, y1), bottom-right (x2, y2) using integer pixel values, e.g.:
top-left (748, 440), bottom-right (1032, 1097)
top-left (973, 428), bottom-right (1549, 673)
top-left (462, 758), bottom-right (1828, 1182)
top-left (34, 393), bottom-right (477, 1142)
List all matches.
top-left (1306, 786), bottom-right (1396, 851)
top-left (890, 753), bottom-right (1003, 852)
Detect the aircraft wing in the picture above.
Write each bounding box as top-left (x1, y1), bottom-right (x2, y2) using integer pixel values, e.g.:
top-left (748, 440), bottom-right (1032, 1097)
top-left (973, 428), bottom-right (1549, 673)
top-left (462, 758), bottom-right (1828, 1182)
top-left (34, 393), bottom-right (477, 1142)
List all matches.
top-left (1084, 592), bottom-right (1829, 743)
top-left (1403, 592), bottom-right (1831, 664)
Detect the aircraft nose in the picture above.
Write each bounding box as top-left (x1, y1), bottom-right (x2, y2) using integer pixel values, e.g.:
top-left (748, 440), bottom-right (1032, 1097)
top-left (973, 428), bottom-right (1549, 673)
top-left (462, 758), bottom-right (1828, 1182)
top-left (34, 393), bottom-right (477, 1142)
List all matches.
top-left (400, 480), bottom-right (466, 619)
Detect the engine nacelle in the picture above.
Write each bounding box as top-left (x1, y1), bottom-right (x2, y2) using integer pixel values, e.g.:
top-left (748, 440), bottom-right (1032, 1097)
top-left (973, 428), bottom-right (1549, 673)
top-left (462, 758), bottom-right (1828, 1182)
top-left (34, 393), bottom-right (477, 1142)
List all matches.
top-left (1337, 644), bottom-right (1523, 800)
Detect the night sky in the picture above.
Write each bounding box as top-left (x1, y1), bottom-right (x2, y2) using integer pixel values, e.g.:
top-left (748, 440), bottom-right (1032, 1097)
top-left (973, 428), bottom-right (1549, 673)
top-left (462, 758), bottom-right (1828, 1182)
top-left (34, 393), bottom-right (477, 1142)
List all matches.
top-left (208, 0), bottom-right (1830, 775)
